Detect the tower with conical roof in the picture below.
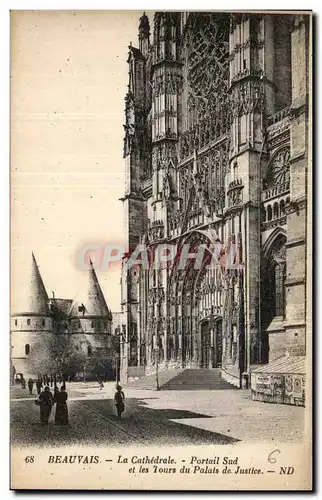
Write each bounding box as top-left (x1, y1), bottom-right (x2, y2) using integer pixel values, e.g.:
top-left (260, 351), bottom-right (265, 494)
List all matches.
top-left (11, 253), bottom-right (53, 378)
top-left (68, 259), bottom-right (113, 367)
top-left (11, 253), bottom-right (114, 380)
top-left (69, 259), bottom-right (112, 333)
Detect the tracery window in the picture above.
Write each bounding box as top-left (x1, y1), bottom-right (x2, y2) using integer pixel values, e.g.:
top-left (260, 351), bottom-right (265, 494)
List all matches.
top-left (275, 262), bottom-right (286, 317)
top-left (186, 13), bottom-right (230, 128)
top-left (263, 236), bottom-right (286, 322)
top-left (265, 147), bottom-right (290, 189)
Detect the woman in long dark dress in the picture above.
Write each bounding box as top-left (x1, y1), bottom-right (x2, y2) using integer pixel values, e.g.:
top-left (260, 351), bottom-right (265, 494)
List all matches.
top-left (54, 386), bottom-right (68, 425)
top-left (38, 386), bottom-right (53, 424)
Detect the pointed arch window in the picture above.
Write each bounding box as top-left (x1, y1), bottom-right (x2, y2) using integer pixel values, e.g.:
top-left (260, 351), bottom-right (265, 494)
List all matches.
top-left (275, 262), bottom-right (286, 317)
top-left (265, 236), bottom-right (286, 321)
top-left (267, 205), bottom-right (272, 221)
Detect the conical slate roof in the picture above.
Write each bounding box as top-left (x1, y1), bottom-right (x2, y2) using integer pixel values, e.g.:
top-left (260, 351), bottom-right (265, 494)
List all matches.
top-left (69, 260), bottom-right (111, 318)
top-left (29, 252), bottom-right (50, 314)
top-left (13, 252), bottom-right (50, 315)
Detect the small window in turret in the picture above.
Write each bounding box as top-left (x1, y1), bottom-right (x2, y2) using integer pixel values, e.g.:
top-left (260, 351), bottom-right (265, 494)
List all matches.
top-left (27, 319), bottom-right (31, 326)
top-left (25, 344), bottom-right (30, 356)
top-left (14, 320), bottom-right (17, 326)
top-left (87, 345), bottom-right (92, 356)
top-left (42, 319), bottom-right (45, 326)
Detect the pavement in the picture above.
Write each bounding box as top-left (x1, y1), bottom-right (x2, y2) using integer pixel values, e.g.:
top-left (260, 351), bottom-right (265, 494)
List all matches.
top-left (11, 381), bottom-right (304, 447)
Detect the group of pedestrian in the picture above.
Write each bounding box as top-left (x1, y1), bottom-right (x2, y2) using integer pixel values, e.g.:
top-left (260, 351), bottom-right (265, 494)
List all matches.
top-left (21, 375), bottom-right (126, 424)
top-left (36, 385), bottom-right (69, 425)
top-left (15, 377), bottom-right (27, 389)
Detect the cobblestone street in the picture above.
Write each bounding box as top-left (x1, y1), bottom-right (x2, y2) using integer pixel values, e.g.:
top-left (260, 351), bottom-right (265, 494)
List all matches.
top-left (11, 382), bottom-right (304, 447)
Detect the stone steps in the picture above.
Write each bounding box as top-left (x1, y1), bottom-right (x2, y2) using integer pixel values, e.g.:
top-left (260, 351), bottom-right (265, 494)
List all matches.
top-left (124, 368), bottom-right (184, 390)
top-left (125, 368), bottom-right (237, 391)
top-left (162, 369), bottom-right (237, 391)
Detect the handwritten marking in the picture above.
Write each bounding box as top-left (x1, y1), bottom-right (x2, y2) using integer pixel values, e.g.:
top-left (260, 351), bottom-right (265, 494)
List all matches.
top-left (268, 449), bottom-right (281, 464)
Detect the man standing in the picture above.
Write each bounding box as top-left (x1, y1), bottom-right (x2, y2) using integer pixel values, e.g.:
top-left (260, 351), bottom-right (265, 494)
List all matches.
top-left (36, 379), bottom-right (42, 395)
top-left (27, 378), bottom-right (34, 395)
top-left (38, 386), bottom-right (53, 424)
top-left (114, 385), bottom-right (125, 418)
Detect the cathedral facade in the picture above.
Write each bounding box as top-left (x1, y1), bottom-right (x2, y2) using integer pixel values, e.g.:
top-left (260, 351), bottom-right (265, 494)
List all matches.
top-left (120, 12), bottom-right (310, 402)
top-left (11, 253), bottom-right (113, 381)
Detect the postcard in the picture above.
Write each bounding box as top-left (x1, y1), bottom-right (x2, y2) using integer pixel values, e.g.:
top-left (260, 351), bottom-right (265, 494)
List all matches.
top-left (10, 10), bottom-right (312, 490)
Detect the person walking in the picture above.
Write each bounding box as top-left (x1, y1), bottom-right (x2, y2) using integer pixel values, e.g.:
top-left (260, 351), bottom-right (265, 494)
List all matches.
top-left (27, 378), bottom-right (34, 395)
top-left (36, 379), bottom-right (42, 395)
top-left (38, 386), bottom-right (53, 424)
top-left (54, 386), bottom-right (68, 425)
top-left (114, 385), bottom-right (125, 418)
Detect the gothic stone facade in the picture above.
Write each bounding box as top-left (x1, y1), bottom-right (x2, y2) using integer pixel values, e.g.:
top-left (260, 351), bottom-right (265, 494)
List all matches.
top-left (120, 12), bottom-right (310, 392)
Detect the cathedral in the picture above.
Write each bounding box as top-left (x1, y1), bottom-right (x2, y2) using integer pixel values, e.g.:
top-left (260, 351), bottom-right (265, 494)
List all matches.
top-left (120, 12), bottom-right (310, 405)
top-left (11, 253), bottom-right (113, 381)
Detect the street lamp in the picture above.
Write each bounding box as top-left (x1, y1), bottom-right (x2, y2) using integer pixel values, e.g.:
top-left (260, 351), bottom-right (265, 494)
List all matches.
top-left (155, 286), bottom-right (163, 391)
top-left (115, 352), bottom-right (119, 383)
top-left (114, 327), bottom-right (122, 383)
top-left (114, 325), bottom-right (128, 383)
top-left (155, 345), bottom-right (160, 391)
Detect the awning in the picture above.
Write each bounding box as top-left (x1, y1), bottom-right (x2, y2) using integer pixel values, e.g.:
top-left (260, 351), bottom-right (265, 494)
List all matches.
top-left (252, 356), bottom-right (306, 374)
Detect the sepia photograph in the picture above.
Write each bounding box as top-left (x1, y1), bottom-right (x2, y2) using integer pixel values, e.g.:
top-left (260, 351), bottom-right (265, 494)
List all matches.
top-left (10, 9), bottom-right (312, 490)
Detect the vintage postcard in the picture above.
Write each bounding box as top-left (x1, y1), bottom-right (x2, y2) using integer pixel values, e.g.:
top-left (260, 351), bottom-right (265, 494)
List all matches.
top-left (10, 10), bottom-right (312, 490)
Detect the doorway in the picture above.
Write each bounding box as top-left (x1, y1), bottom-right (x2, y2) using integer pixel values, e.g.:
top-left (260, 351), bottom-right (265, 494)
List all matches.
top-left (213, 319), bottom-right (222, 368)
top-left (200, 321), bottom-right (210, 368)
top-left (200, 318), bottom-right (223, 368)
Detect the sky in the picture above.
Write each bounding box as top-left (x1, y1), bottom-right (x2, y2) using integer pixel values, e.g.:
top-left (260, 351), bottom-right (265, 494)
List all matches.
top-left (11, 10), bottom-right (149, 313)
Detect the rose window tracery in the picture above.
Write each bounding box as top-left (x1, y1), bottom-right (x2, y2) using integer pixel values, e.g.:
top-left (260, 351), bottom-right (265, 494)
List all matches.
top-left (186, 14), bottom-right (230, 125)
top-left (265, 147), bottom-right (290, 188)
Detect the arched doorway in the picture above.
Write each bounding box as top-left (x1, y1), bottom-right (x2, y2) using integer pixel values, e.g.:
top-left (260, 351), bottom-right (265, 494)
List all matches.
top-left (213, 318), bottom-right (223, 368)
top-left (200, 317), bottom-right (223, 368)
top-left (200, 319), bottom-right (210, 367)
top-left (167, 230), bottom-right (225, 369)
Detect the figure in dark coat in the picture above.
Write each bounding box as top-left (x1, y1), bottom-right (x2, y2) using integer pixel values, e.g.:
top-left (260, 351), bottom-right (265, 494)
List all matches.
top-left (27, 378), bottom-right (34, 395)
top-left (54, 387), bottom-right (68, 425)
top-left (38, 386), bottom-right (53, 424)
top-left (36, 379), bottom-right (42, 395)
top-left (114, 385), bottom-right (125, 418)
